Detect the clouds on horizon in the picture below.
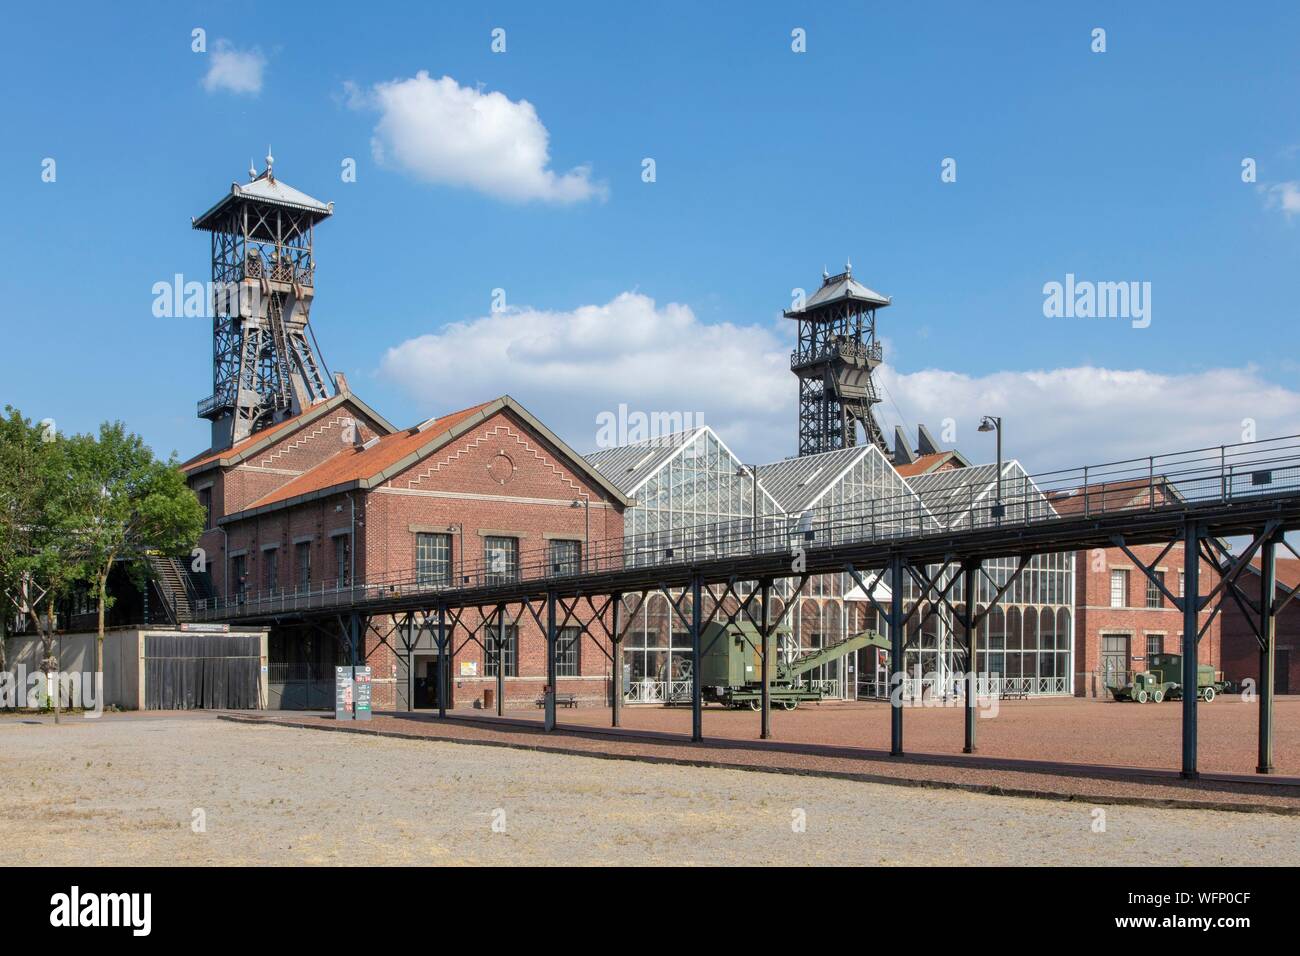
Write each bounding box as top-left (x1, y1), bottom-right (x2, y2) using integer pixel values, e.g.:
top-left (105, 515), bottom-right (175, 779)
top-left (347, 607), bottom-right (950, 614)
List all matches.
top-left (377, 292), bottom-right (1300, 472)
top-left (350, 71), bottom-right (606, 203)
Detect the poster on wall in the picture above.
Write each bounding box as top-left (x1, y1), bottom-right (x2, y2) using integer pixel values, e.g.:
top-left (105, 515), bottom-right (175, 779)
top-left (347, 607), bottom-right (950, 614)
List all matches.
top-left (459, 661), bottom-right (478, 677)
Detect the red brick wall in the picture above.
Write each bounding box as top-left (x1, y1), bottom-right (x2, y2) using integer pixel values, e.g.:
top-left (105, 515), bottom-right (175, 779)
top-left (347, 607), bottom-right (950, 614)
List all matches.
top-left (1072, 542), bottom-right (1221, 697)
top-left (1220, 579), bottom-right (1300, 695)
top-left (194, 403), bottom-right (627, 708)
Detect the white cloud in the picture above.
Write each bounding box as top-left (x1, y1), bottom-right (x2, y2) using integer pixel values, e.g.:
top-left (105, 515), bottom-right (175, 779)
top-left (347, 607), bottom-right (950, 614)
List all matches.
top-left (379, 292), bottom-right (1300, 471)
top-left (1263, 180), bottom-right (1300, 218)
top-left (355, 71), bottom-right (606, 203)
top-left (202, 40), bottom-right (265, 96)
top-left (380, 292), bottom-right (786, 453)
top-left (874, 366), bottom-right (1300, 472)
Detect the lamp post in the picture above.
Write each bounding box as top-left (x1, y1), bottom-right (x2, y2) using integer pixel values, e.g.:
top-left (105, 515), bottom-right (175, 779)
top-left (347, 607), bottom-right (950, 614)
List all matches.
top-left (978, 416), bottom-right (1004, 521)
top-left (736, 465), bottom-right (758, 553)
top-left (570, 496), bottom-right (590, 572)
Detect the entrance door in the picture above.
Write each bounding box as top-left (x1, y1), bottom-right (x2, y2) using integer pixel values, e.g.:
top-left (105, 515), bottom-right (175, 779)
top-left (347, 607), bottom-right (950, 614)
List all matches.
top-left (1277, 650), bottom-right (1291, 696)
top-left (1100, 634), bottom-right (1130, 692)
top-left (413, 657), bottom-right (441, 709)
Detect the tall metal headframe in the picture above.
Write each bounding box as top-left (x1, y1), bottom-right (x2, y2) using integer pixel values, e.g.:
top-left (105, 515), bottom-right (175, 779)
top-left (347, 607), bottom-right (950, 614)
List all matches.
top-left (193, 158), bottom-right (334, 449)
top-left (785, 264), bottom-right (890, 457)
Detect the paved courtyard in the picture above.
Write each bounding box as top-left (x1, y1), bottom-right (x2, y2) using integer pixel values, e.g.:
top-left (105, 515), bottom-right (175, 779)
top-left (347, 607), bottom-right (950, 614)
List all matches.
top-left (2, 714), bottom-right (1298, 866)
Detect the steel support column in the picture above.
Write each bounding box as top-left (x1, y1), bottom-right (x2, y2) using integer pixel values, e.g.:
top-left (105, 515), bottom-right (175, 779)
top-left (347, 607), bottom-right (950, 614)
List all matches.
top-left (611, 594), bottom-right (623, 729)
top-left (962, 562), bottom-right (978, 754)
top-left (889, 554), bottom-right (905, 756)
top-left (1258, 533), bottom-right (1277, 774)
top-left (1181, 521), bottom-right (1201, 779)
top-left (496, 603), bottom-right (506, 718)
top-left (544, 591), bottom-right (557, 731)
top-left (759, 578), bottom-right (771, 740)
top-left (691, 574), bottom-right (703, 743)
top-left (436, 606), bottom-right (447, 719)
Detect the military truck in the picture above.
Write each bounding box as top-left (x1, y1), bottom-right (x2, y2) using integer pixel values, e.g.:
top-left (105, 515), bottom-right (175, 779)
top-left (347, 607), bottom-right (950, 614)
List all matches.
top-left (1109, 652), bottom-right (1228, 703)
top-left (695, 620), bottom-right (888, 710)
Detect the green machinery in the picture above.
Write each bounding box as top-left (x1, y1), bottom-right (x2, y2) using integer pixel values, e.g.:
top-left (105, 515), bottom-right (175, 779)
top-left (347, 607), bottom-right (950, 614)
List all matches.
top-left (1109, 652), bottom-right (1228, 703)
top-left (695, 621), bottom-right (889, 710)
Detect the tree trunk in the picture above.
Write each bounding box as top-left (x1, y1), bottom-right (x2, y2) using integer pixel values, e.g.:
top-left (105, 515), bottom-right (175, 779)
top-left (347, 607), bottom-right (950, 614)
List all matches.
top-left (96, 571), bottom-right (108, 680)
top-left (47, 602), bottom-right (59, 723)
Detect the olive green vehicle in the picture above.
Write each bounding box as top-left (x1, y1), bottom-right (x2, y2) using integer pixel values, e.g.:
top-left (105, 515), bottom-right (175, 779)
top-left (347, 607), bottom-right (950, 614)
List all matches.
top-left (1109, 652), bottom-right (1229, 703)
top-left (693, 621), bottom-right (889, 710)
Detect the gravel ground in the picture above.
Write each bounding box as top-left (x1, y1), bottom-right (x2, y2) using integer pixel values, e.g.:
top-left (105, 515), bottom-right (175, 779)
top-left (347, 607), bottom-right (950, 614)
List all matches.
top-left (2, 715), bottom-right (1298, 866)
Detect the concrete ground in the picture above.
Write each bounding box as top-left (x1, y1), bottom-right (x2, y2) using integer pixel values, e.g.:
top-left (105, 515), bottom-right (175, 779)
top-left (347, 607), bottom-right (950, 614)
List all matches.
top-left (2, 713), bottom-right (1299, 866)
top-left (492, 694), bottom-right (1300, 777)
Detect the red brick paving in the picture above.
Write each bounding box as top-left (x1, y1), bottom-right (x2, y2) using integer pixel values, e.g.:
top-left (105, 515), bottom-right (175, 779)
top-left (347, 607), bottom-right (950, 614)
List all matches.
top-left (230, 695), bottom-right (1300, 814)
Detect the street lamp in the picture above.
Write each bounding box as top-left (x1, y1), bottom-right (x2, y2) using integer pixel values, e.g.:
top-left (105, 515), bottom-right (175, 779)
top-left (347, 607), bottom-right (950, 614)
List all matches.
top-left (735, 465), bottom-right (758, 553)
top-left (570, 497), bottom-right (590, 572)
top-left (978, 416), bottom-right (1004, 520)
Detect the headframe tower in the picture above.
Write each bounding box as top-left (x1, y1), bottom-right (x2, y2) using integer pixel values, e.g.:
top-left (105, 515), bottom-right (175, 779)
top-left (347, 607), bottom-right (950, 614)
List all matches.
top-left (785, 262), bottom-right (892, 457)
top-left (192, 153), bottom-right (334, 449)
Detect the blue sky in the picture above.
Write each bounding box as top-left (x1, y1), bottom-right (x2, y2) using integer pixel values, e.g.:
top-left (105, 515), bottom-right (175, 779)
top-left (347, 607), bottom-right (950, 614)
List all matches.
top-left (3, 1), bottom-right (1300, 471)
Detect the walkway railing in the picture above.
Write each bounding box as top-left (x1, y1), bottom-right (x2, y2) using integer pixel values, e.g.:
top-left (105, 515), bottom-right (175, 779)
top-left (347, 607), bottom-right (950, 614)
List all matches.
top-left (194, 433), bottom-right (1300, 620)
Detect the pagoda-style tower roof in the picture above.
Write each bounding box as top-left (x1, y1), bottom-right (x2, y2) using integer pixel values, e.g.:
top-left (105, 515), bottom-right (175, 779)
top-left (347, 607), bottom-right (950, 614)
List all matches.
top-left (784, 265), bottom-right (891, 317)
top-left (192, 160), bottom-right (333, 234)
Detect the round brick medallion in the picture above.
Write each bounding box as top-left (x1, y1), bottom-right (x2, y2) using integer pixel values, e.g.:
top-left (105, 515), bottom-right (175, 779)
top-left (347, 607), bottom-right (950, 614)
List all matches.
top-left (487, 451), bottom-right (516, 485)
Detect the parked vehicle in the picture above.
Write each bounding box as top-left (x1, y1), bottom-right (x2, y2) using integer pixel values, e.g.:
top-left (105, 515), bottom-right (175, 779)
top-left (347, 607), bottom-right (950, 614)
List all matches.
top-left (1108, 652), bottom-right (1229, 702)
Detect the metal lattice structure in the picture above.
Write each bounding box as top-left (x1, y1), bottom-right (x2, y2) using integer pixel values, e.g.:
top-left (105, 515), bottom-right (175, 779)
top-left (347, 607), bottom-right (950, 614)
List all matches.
top-left (193, 155), bottom-right (334, 449)
top-left (786, 263), bottom-right (891, 457)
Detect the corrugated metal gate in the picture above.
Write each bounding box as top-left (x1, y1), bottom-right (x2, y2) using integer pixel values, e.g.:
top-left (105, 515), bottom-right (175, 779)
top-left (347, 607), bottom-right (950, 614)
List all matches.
top-left (144, 634), bottom-right (261, 709)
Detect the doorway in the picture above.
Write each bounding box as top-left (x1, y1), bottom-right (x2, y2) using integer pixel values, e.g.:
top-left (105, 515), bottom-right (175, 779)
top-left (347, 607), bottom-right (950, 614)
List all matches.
top-left (413, 655), bottom-right (442, 709)
top-left (1277, 649), bottom-right (1291, 696)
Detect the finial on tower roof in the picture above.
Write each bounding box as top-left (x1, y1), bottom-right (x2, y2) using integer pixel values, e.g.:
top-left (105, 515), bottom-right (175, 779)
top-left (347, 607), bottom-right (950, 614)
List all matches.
top-left (265, 147), bottom-right (274, 180)
top-left (822, 265), bottom-right (829, 281)
top-left (248, 158), bottom-right (257, 181)
top-left (845, 257), bottom-right (852, 276)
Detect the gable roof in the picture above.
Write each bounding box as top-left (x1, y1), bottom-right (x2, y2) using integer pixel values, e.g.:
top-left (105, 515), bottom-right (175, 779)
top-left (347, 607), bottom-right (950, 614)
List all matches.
top-left (894, 449), bottom-right (967, 478)
top-left (1045, 477), bottom-right (1184, 517)
top-left (757, 445), bottom-right (882, 515)
top-left (181, 392), bottom-right (398, 475)
top-left (585, 427), bottom-right (709, 496)
top-left (220, 396), bottom-right (633, 522)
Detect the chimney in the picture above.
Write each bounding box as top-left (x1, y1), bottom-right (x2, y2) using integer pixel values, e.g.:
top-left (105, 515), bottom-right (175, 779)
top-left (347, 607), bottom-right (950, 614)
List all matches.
top-left (916, 424), bottom-right (942, 456)
top-left (893, 426), bottom-right (916, 465)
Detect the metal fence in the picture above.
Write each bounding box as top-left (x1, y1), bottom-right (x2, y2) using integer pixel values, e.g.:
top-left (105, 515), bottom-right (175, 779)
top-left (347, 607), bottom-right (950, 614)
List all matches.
top-left (194, 434), bottom-right (1300, 620)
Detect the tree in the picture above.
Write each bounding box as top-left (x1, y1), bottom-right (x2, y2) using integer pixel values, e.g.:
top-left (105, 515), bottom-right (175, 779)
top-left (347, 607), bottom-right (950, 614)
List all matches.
top-left (61, 422), bottom-right (205, 677)
top-left (0, 407), bottom-right (76, 710)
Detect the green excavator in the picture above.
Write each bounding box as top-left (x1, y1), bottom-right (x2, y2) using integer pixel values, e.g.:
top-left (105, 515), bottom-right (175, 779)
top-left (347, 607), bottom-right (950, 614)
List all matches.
top-left (694, 620), bottom-right (888, 710)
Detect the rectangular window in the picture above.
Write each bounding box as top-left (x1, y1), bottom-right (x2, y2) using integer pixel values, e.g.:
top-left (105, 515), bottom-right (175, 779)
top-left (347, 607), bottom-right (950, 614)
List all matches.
top-left (556, 626), bottom-right (582, 676)
top-left (197, 486), bottom-right (213, 530)
top-left (1109, 568), bottom-right (1128, 608)
top-left (335, 534), bottom-right (352, 587)
top-left (1178, 570), bottom-right (1185, 598)
top-left (231, 554), bottom-right (247, 597)
top-left (484, 624), bottom-right (518, 677)
top-left (484, 536), bottom-right (518, 585)
top-left (416, 532), bottom-right (452, 587)
top-left (549, 539), bottom-right (581, 576)
top-left (1146, 634), bottom-right (1163, 658)
top-left (264, 548), bottom-right (279, 592)
top-left (295, 541), bottom-right (312, 591)
top-left (1146, 571), bottom-right (1164, 609)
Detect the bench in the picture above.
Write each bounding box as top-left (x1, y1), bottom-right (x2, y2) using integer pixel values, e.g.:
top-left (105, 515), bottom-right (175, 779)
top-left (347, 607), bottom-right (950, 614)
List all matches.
top-left (536, 693), bottom-right (578, 709)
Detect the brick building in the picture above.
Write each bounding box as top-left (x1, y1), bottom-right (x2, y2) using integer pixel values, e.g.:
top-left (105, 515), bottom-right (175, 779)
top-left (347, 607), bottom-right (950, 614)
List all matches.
top-left (1220, 557), bottom-right (1300, 695)
top-left (182, 387), bottom-right (630, 710)
top-left (1048, 480), bottom-right (1222, 697)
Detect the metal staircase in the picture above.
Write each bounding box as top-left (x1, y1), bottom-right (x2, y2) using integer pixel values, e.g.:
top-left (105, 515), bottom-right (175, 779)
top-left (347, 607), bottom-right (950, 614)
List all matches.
top-left (147, 556), bottom-right (215, 624)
